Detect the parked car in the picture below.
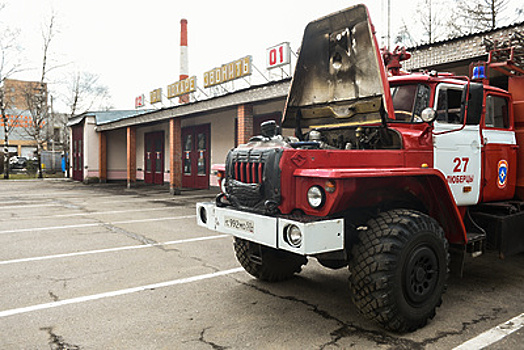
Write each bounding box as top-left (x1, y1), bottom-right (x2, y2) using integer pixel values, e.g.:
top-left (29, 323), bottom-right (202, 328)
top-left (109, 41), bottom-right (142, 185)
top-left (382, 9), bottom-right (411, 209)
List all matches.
top-left (9, 156), bottom-right (27, 170)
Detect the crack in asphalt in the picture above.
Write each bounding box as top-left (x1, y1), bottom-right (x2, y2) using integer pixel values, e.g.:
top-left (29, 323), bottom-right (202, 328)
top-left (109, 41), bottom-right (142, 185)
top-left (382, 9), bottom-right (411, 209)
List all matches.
top-left (231, 277), bottom-right (506, 349)
top-left (48, 291), bottom-right (59, 302)
top-left (101, 223), bottom-right (166, 250)
top-left (40, 327), bottom-right (81, 350)
top-left (51, 199), bottom-right (83, 210)
top-left (199, 327), bottom-right (230, 350)
top-left (181, 253), bottom-right (221, 273)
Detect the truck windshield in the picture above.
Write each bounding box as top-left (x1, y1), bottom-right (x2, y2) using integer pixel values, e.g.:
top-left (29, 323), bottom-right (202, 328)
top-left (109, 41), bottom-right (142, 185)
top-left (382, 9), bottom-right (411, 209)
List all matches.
top-left (389, 84), bottom-right (430, 123)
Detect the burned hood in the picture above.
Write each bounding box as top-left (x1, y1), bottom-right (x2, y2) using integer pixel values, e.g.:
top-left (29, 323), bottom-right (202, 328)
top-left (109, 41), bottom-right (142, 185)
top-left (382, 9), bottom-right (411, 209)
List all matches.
top-left (282, 5), bottom-right (390, 129)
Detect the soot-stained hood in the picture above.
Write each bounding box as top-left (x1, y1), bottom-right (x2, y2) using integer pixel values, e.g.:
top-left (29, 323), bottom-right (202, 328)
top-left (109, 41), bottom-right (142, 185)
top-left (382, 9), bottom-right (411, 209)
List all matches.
top-left (282, 5), bottom-right (391, 129)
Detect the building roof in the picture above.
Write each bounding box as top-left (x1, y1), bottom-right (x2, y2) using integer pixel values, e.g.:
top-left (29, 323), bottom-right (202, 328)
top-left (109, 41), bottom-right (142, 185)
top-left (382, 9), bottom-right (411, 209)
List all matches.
top-left (96, 78), bottom-right (291, 132)
top-left (67, 109), bottom-right (152, 127)
top-left (403, 21), bottom-right (524, 71)
top-left (407, 21), bottom-right (524, 51)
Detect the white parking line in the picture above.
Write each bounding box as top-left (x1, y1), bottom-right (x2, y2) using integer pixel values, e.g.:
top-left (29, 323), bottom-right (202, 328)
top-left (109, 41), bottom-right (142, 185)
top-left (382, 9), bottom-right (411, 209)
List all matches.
top-left (49, 207), bottom-right (176, 218)
top-left (0, 193), bottom-right (215, 206)
top-left (0, 203), bottom-right (58, 209)
top-left (0, 207), bottom-right (181, 221)
top-left (453, 313), bottom-right (524, 350)
top-left (0, 215), bottom-right (196, 235)
top-left (0, 235), bottom-right (229, 265)
top-left (0, 267), bottom-right (244, 318)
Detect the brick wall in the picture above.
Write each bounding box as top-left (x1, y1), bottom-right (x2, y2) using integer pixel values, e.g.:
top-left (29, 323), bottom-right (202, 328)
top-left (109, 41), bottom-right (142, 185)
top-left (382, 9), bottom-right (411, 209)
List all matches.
top-left (99, 132), bottom-right (107, 182)
top-left (170, 118), bottom-right (182, 194)
top-left (403, 23), bottom-right (524, 71)
top-left (126, 126), bottom-right (136, 187)
top-left (237, 104), bottom-right (253, 145)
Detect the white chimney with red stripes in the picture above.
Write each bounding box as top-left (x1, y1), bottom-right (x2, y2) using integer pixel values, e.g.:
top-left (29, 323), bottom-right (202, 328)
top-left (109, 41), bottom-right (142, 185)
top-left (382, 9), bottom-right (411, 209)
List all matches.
top-left (179, 19), bottom-right (189, 104)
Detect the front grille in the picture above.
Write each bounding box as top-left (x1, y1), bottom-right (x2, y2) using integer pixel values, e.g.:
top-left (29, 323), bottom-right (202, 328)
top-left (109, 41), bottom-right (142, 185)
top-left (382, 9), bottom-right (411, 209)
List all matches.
top-left (233, 161), bottom-right (264, 184)
top-left (225, 148), bottom-right (282, 213)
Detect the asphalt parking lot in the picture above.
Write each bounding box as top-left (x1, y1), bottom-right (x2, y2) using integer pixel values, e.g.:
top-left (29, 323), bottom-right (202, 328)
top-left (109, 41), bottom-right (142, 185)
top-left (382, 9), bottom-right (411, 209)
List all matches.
top-left (0, 179), bottom-right (523, 349)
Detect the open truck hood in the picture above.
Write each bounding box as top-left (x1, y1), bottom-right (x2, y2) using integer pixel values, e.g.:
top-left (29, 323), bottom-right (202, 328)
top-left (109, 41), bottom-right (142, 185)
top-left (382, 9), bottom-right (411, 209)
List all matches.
top-left (282, 5), bottom-right (391, 129)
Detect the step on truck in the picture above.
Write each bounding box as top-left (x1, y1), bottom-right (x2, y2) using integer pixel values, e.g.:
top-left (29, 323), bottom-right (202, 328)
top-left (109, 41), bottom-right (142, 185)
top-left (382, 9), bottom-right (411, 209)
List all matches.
top-left (197, 4), bottom-right (524, 332)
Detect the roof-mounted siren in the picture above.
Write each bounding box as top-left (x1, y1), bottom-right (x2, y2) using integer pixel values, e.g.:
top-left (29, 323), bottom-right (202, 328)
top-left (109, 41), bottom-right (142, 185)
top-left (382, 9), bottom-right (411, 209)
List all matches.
top-left (381, 46), bottom-right (411, 76)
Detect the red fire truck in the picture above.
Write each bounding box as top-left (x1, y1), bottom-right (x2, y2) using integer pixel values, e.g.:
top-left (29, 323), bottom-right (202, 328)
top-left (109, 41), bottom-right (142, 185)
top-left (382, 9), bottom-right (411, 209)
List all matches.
top-left (197, 4), bottom-right (524, 332)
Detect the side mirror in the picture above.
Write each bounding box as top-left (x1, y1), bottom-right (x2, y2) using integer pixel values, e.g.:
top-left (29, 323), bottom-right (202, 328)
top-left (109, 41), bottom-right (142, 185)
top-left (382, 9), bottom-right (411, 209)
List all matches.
top-left (421, 108), bottom-right (437, 123)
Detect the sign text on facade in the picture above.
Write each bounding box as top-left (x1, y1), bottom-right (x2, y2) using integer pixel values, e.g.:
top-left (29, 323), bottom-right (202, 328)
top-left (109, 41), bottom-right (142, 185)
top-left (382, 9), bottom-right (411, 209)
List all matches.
top-left (266, 42), bottom-right (291, 69)
top-left (167, 76), bottom-right (196, 99)
top-left (135, 94), bottom-right (145, 108)
top-left (150, 88), bottom-right (162, 104)
top-left (203, 56), bottom-right (252, 88)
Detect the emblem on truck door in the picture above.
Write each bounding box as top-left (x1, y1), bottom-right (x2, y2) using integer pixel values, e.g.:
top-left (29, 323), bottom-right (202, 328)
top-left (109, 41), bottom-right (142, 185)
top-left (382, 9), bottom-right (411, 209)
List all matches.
top-left (498, 160), bottom-right (508, 189)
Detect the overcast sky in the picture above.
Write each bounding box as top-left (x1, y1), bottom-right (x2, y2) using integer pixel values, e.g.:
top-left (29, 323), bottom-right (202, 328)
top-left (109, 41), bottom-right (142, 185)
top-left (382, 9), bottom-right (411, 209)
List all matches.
top-left (1, 0), bottom-right (521, 112)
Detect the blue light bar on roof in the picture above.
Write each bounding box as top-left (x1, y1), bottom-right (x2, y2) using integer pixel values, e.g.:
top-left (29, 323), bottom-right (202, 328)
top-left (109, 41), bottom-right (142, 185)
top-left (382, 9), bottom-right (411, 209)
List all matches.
top-left (472, 65), bottom-right (487, 79)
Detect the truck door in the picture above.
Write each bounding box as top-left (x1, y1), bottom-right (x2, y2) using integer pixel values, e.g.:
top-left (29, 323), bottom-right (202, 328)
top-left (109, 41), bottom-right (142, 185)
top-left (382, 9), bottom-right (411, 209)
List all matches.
top-left (433, 83), bottom-right (482, 206)
top-left (481, 93), bottom-right (517, 201)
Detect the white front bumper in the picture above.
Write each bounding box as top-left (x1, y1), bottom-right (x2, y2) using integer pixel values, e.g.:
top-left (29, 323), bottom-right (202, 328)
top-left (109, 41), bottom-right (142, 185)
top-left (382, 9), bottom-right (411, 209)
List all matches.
top-left (196, 202), bottom-right (344, 255)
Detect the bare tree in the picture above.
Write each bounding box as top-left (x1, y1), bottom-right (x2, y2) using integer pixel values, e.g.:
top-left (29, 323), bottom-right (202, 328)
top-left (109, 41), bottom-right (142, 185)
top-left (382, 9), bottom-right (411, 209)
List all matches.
top-left (395, 0), bottom-right (449, 47)
top-left (418, 0), bottom-right (446, 44)
top-left (57, 70), bottom-right (111, 177)
top-left (395, 21), bottom-right (417, 47)
top-left (449, 0), bottom-right (509, 36)
top-left (23, 14), bottom-right (57, 178)
top-left (0, 3), bottom-right (23, 179)
top-left (64, 70), bottom-right (111, 116)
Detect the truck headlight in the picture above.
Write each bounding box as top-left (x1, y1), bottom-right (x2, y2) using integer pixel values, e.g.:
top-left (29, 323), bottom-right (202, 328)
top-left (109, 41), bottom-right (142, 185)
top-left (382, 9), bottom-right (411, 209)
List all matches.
top-left (217, 172), bottom-right (227, 194)
top-left (307, 185), bottom-right (325, 209)
top-left (220, 178), bottom-right (227, 194)
top-left (285, 224), bottom-right (303, 248)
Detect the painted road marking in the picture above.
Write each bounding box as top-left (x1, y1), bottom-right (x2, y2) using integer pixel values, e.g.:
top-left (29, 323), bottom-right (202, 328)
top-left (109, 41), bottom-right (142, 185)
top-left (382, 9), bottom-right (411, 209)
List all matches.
top-left (453, 313), bottom-right (524, 350)
top-left (0, 267), bottom-right (244, 318)
top-left (0, 235), bottom-right (229, 265)
top-left (0, 215), bottom-right (196, 235)
top-left (0, 192), bottom-right (216, 204)
top-left (48, 207), bottom-right (176, 218)
top-left (0, 207), bottom-right (182, 220)
top-left (0, 194), bottom-right (215, 211)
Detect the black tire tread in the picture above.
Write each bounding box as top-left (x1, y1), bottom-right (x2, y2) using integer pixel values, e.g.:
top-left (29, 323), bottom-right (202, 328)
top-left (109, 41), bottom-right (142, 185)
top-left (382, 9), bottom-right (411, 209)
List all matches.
top-left (349, 209), bottom-right (449, 333)
top-left (234, 238), bottom-right (307, 282)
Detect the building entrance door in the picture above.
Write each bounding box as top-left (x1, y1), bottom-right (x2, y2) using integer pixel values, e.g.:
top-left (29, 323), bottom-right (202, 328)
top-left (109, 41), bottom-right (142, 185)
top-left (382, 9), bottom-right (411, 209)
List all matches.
top-left (72, 125), bottom-right (83, 181)
top-left (144, 131), bottom-right (164, 185)
top-left (181, 124), bottom-right (210, 189)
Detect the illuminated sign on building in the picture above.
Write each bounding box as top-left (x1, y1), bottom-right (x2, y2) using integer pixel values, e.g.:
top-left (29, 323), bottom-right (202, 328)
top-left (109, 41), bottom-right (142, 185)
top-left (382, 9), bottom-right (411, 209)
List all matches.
top-left (267, 42), bottom-right (291, 69)
top-left (167, 76), bottom-right (196, 99)
top-left (203, 56), bottom-right (252, 88)
top-left (150, 88), bottom-right (162, 104)
top-left (135, 94), bottom-right (145, 108)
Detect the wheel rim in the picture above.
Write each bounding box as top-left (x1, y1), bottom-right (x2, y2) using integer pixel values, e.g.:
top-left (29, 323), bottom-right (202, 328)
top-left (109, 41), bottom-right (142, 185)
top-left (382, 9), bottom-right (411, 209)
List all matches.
top-left (404, 245), bottom-right (439, 306)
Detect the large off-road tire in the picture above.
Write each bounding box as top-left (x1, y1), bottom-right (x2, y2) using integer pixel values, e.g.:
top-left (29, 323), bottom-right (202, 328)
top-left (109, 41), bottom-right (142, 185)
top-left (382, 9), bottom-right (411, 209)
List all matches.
top-left (349, 209), bottom-right (449, 333)
top-left (234, 238), bottom-right (307, 282)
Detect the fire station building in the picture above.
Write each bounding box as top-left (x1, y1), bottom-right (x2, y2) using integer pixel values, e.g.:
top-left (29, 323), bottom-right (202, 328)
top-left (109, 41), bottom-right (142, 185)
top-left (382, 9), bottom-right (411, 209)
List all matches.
top-left (68, 79), bottom-right (290, 193)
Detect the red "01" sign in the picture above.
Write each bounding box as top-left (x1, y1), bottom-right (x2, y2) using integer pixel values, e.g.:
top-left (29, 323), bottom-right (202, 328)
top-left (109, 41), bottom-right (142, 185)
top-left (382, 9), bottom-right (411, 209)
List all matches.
top-left (266, 42), bottom-right (291, 69)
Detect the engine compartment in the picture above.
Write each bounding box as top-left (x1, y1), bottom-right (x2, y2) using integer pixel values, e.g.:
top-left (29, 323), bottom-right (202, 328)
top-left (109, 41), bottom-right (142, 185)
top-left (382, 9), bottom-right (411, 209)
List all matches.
top-left (293, 125), bottom-right (402, 150)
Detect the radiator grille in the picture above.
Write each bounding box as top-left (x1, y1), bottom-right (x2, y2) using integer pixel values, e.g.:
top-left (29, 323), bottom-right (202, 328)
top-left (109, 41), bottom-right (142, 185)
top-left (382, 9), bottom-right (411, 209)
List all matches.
top-left (225, 148), bottom-right (282, 213)
top-left (233, 161), bottom-right (264, 184)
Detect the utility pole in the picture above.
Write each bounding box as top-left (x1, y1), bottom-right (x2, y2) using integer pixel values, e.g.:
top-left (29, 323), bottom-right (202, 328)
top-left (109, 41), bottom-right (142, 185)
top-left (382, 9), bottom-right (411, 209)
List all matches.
top-left (388, 0), bottom-right (391, 49)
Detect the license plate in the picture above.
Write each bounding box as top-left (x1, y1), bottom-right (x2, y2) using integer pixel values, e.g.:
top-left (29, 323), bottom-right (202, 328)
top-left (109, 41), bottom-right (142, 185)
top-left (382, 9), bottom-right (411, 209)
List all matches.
top-left (224, 216), bottom-right (254, 234)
